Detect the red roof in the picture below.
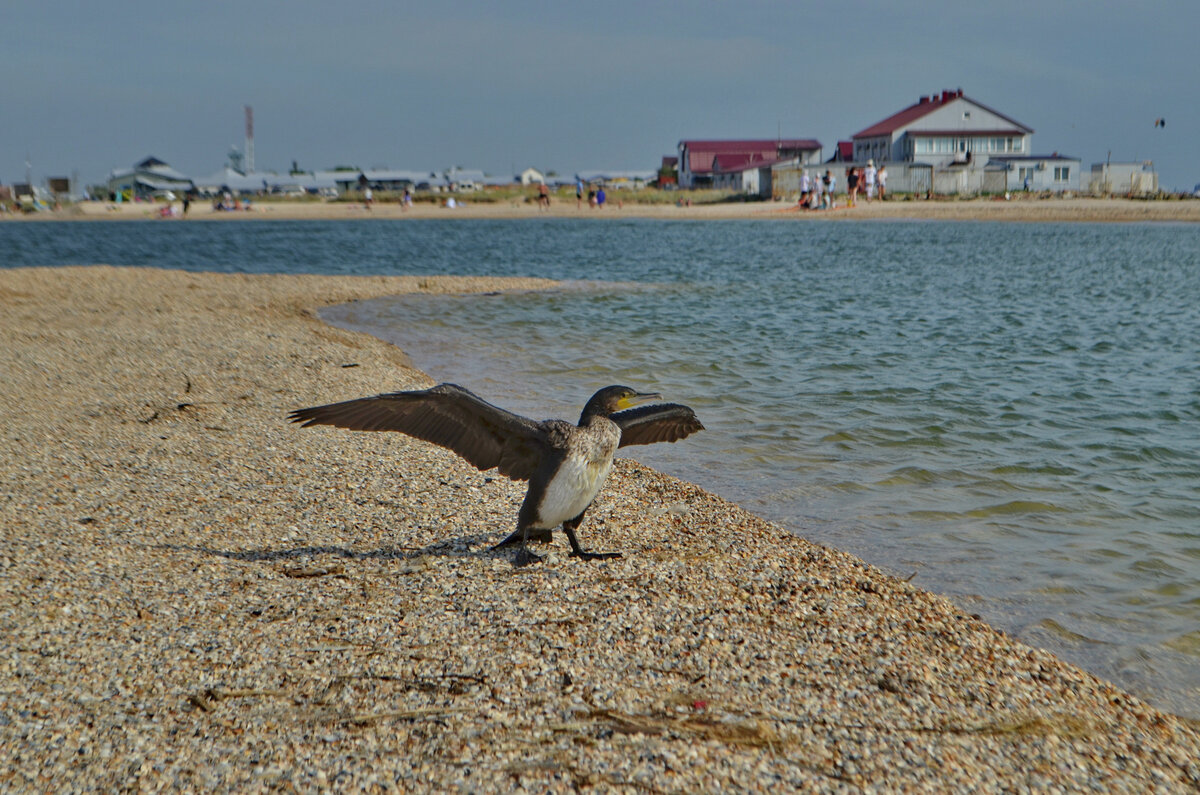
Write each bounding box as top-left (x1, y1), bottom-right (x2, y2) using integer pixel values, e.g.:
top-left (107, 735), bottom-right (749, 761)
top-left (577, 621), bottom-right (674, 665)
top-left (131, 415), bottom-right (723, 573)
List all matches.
top-left (681, 139), bottom-right (821, 175)
top-left (711, 153), bottom-right (792, 174)
top-left (907, 128), bottom-right (1028, 136)
top-left (852, 89), bottom-right (1032, 139)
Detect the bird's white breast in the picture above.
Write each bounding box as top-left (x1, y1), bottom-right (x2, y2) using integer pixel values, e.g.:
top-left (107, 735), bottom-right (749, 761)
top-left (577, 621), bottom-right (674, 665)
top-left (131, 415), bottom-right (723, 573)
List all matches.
top-left (536, 429), bottom-right (619, 528)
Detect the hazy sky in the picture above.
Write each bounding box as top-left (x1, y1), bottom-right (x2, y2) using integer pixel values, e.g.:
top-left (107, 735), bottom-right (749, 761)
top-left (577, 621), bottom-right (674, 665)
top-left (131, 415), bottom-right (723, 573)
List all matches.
top-left (7, 1), bottom-right (1197, 190)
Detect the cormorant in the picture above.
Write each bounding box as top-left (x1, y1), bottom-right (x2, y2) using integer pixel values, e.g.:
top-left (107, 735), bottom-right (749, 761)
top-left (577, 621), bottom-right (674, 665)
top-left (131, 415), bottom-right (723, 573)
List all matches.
top-left (288, 383), bottom-right (704, 563)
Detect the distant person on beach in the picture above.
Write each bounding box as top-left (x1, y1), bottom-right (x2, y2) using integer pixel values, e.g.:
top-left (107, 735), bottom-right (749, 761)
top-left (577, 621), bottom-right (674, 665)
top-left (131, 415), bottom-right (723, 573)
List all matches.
top-left (402, 188), bottom-right (412, 209)
top-left (877, 164), bottom-right (887, 200)
top-left (576, 178), bottom-right (584, 208)
top-left (181, 195), bottom-right (190, 216)
top-left (587, 188), bottom-right (596, 208)
top-left (846, 167), bottom-right (860, 206)
top-left (864, 160), bottom-right (877, 201)
top-left (822, 170), bottom-right (833, 209)
top-left (363, 187), bottom-right (373, 210)
top-left (596, 186), bottom-right (606, 209)
top-left (537, 182), bottom-right (550, 210)
top-left (799, 172), bottom-right (811, 208)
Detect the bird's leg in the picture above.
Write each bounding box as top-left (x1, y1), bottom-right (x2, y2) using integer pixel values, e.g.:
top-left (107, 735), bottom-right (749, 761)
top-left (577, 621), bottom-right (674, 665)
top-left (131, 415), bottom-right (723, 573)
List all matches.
top-left (563, 514), bottom-right (621, 561)
top-left (491, 527), bottom-right (552, 550)
top-left (512, 526), bottom-right (544, 567)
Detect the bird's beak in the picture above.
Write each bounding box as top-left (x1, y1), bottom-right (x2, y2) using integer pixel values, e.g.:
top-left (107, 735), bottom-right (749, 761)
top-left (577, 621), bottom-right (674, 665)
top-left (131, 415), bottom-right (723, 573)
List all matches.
top-left (619, 391), bottom-right (662, 410)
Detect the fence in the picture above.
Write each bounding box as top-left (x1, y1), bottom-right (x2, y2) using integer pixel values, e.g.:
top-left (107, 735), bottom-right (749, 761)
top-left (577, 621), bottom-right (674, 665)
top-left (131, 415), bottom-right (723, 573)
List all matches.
top-left (771, 162), bottom-right (1036, 198)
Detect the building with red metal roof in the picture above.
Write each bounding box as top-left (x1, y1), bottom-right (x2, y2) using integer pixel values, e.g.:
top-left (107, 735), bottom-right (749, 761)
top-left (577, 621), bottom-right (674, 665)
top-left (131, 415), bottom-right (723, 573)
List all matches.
top-left (677, 138), bottom-right (821, 188)
top-left (851, 89), bottom-right (1033, 167)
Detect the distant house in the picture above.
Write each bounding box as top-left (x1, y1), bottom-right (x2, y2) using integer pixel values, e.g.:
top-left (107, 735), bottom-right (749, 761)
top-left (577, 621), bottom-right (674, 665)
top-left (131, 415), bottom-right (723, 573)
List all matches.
top-left (329, 168), bottom-right (487, 194)
top-left (445, 168), bottom-right (486, 191)
top-left (1088, 161), bottom-right (1158, 196)
top-left (851, 89), bottom-right (1033, 166)
top-left (194, 167), bottom-right (340, 197)
top-left (576, 170), bottom-right (657, 189)
top-left (193, 167), bottom-right (266, 196)
top-left (519, 168), bottom-right (545, 185)
top-left (658, 156), bottom-right (678, 187)
top-left (105, 156), bottom-right (194, 200)
top-left (826, 141), bottom-right (854, 163)
top-left (677, 139), bottom-right (822, 188)
top-left (843, 88), bottom-right (1078, 194)
top-left (336, 170), bottom-right (430, 193)
top-left (988, 154), bottom-right (1082, 193)
top-left (710, 152), bottom-right (796, 195)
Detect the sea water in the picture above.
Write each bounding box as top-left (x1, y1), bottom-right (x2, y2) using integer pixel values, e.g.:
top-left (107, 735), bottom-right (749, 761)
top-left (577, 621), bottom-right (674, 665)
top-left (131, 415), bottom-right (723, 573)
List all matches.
top-left (4, 217), bottom-right (1198, 717)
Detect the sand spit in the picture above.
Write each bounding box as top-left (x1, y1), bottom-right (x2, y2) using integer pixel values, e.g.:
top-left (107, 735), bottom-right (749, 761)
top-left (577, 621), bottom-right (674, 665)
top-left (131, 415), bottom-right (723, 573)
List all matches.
top-left (1, 266), bottom-right (1197, 791)
top-left (25, 195), bottom-right (1200, 223)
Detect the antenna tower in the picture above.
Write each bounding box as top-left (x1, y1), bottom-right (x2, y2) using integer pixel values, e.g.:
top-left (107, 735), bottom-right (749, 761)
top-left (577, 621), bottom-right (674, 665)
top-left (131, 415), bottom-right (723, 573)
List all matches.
top-left (244, 105), bottom-right (255, 174)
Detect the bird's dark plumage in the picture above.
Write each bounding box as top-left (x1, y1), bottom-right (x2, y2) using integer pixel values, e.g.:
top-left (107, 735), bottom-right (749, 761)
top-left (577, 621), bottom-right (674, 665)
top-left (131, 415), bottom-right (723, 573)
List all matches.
top-left (289, 383), bottom-right (704, 563)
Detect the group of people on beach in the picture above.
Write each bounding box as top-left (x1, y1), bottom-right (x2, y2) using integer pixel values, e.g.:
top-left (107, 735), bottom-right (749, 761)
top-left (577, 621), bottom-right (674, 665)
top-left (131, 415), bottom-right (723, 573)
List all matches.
top-left (566, 179), bottom-right (608, 210)
top-left (798, 160), bottom-right (887, 210)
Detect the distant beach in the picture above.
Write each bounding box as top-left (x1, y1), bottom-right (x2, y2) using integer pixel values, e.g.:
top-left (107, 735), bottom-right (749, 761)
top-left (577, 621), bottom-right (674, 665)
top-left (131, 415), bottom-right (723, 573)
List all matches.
top-left (16, 195), bottom-right (1200, 223)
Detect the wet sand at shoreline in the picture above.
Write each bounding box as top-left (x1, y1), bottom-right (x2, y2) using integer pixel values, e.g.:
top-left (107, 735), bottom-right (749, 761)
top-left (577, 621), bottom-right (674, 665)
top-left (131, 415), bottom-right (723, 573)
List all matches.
top-left (2, 265), bottom-right (1198, 791)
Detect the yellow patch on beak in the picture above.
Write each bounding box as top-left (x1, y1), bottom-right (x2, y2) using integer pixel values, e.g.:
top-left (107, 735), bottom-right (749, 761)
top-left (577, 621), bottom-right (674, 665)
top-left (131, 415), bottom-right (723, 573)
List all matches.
top-left (618, 392), bottom-right (661, 410)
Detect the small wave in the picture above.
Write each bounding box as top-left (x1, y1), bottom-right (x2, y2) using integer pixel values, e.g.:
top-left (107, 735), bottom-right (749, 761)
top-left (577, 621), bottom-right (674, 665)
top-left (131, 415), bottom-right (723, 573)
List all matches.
top-left (1035, 619), bottom-right (1107, 645)
top-left (989, 463), bottom-right (1078, 477)
top-left (966, 500), bottom-right (1067, 517)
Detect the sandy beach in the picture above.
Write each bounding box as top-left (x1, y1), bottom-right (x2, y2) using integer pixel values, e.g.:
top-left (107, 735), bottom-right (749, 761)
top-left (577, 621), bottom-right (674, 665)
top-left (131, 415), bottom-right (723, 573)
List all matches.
top-left (2, 265), bottom-right (1199, 791)
top-left (28, 194), bottom-right (1200, 224)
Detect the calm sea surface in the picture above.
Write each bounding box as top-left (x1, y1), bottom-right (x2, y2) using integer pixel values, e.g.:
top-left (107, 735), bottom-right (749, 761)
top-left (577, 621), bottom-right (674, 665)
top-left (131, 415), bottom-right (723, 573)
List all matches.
top-left (4, 217), bottom-right (1198, 717)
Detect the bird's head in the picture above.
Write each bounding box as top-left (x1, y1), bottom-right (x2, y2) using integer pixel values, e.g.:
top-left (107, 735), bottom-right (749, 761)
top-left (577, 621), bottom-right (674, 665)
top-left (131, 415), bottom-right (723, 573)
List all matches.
top-left (581, 385), bottom-right (662, 422)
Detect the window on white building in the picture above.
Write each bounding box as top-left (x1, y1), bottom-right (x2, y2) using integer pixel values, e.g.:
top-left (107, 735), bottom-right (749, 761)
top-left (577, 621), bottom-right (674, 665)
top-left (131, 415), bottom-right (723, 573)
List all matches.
top-left (1054, 166), bottom-right (1070, 181)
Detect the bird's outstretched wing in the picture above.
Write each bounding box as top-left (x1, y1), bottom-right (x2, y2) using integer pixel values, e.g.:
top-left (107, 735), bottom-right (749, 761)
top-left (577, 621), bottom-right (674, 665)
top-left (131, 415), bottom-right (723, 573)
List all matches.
top-left (612, 403), bottom-right (705, 447)
top-left (289, 383), bottom-right (546, 480)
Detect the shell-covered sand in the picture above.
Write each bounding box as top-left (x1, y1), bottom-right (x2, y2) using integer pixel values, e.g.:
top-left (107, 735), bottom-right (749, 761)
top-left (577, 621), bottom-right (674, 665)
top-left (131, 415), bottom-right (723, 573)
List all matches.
top-left (2, 266), bottom-right (1198, 792)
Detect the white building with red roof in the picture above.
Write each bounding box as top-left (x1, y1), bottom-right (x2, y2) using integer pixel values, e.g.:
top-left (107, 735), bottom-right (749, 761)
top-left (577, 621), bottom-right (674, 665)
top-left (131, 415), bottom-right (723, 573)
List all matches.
top-left (848, 88), bottom-right (1082, 193)
top-left (852, 88), bottom-right (1033, 167)
top-left (677, 139), bottom-right (822, 188)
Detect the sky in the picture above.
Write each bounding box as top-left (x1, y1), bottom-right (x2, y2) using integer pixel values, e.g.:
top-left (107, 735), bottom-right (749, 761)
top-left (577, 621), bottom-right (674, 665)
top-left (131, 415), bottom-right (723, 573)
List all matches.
top-left (6, 1), bottom-right (1197, 191)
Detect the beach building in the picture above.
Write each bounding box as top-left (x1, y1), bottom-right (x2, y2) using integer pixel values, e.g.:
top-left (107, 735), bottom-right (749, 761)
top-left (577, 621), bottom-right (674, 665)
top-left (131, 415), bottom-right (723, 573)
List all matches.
top-left (105, 157), bottom-right (194, 201)
top-left (332, 170), bottom-right (433, 194)
top-left (1088, 161), bottom-right (1158, 196)
top-left (827, 142), bottom-right (855, 163)
top-left (852, 89), bottom-right (1033, 166)
top-left (575, 170), bottom-right (658, 189)
top-left (677, 139), bottom-right (822, 189)
top-left (987, 154), bottom-right (1082, 193)
top-left (711, 153), bottom-right (798, 196)
top-left (519, 168), bottom-right (545, 185)
top-left (193, 167), bottom-right (340, 197)
top-left (842, 88), bottom-right (1078, 194)
top-left (328, 168), bottom-right (485, 194)
top-left (657, 156), bottom-right (678, 187)
top-left (445, 168), bottom-right (486, 191)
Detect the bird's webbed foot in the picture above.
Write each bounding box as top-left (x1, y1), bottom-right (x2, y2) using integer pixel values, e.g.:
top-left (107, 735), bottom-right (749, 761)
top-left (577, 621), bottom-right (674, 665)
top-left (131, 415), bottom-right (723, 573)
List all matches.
top-left (564, 527), bottom-right (621, 562)
top-left (513, 546), bottom-right (545, 567)
top-left (491, 527), bottom-right (553, 551)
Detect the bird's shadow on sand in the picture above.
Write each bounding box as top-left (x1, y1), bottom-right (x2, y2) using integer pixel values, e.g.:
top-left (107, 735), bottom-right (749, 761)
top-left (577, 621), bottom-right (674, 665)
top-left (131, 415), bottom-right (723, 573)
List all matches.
top-left (162, 532), bottom-right (514, 567)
